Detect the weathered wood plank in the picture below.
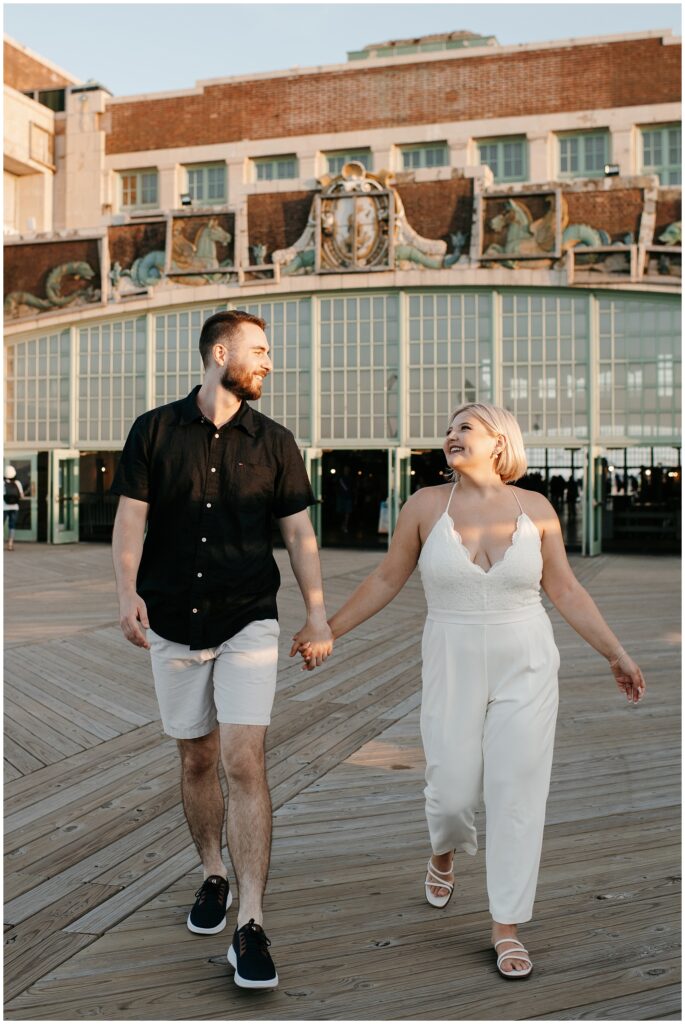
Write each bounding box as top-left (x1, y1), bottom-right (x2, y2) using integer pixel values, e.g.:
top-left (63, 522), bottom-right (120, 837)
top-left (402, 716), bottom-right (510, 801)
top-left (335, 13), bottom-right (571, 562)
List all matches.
top-left (4, 722), bottom-right (162, 806)
top-left (3, 547), bottom-right (679, 1019)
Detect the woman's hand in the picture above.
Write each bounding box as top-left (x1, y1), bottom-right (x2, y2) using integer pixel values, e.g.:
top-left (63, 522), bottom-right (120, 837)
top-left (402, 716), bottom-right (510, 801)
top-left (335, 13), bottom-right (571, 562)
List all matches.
top-left (608, 648), bottom-right (646, 704)
top-left (290, 618), bottom-right (334, 671)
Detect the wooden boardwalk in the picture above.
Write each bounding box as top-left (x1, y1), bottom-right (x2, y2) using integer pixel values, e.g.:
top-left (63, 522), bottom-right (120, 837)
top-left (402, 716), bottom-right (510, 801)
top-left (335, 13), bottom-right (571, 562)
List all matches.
top-left (4, 543), bottom-right (681, 1020)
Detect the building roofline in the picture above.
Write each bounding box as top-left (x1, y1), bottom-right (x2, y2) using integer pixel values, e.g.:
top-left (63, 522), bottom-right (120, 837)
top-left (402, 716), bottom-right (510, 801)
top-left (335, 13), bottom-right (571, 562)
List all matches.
top-left (106, 28), bottom-right (679, 105)
top-left (3, 33), bottom-right (82, 86)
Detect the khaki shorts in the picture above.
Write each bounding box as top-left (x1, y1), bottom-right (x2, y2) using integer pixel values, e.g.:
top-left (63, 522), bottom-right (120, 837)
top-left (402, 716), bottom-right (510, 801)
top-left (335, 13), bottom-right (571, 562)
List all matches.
top-left (148, 618), bottom-right (280, 739)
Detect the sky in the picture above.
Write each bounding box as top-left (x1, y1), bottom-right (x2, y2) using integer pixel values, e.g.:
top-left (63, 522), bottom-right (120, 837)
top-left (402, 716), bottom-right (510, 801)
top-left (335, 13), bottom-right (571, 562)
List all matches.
top-left (4, 2), bottom-right (681, 97)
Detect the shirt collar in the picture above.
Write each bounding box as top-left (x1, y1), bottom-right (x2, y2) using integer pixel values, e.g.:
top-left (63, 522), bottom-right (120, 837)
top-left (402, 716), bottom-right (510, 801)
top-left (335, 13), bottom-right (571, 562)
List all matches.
top-left (178, 386), bottom-right (258, 437)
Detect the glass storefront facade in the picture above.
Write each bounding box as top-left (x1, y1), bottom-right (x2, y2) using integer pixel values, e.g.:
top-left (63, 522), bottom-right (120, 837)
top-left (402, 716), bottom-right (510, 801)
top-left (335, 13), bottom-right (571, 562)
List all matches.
top-left (5, 287), bottom-right (681, 552)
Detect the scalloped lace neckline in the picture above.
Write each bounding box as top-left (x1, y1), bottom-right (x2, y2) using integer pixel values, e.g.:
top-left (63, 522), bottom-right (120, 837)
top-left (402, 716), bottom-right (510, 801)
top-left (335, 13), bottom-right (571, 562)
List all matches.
top-left (444, 511), bottom-right (530, 576)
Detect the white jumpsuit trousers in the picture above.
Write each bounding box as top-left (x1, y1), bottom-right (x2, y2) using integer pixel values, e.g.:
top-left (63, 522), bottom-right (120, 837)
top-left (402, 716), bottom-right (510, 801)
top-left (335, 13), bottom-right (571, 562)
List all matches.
top-left (418, 484), bottom-right (560, 924)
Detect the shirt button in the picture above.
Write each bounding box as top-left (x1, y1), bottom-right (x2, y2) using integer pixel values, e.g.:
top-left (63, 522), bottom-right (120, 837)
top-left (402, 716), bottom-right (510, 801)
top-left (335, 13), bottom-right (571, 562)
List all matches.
top-left (214, 433), bottom-right (220, 439)
top-left (211, 467), bottom-right (216, 473)
top-left (201, 537), bottom-right (207, 542)
top-left (206, 502), bottom-right (212, 508)
top-left (197, 572), bottom-right (203, 578)
top-left (192, 608), bottom-right (198, 614)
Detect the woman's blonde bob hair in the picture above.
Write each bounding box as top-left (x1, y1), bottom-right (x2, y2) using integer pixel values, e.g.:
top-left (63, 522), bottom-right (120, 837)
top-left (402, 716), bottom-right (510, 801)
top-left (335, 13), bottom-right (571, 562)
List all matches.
top-left (447, 403), bottom-right (528, 484)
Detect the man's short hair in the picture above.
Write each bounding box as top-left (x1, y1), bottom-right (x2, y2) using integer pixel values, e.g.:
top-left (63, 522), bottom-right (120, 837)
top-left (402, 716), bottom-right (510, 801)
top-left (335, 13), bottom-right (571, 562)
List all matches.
top-left (199, 310), bottom-right (267, 367)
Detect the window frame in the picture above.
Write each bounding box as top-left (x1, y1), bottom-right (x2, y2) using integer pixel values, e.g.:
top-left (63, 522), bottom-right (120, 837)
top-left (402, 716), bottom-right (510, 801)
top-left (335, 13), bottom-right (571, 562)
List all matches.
top-left (325, 150), bottom-right (373, 175)
top-left (252, 155), bottom-right (299, 182)
top-left (183, 162), bottom-right (228, 205)
top-left (640, 123), bottom-right (682, 186)
top-left (557, 130), bottom-right (610, 180)
top-left (399, 142), bottom-right (450, 171)
top-left (119, 168), bottom-right (159, 211)
top-left (477, 135), bottom-right (528, 183)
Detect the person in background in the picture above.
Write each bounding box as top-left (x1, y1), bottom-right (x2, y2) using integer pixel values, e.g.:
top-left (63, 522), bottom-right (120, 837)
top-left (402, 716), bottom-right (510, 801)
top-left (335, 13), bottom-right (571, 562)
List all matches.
top-left (4, 466), bottom-right (24, 551)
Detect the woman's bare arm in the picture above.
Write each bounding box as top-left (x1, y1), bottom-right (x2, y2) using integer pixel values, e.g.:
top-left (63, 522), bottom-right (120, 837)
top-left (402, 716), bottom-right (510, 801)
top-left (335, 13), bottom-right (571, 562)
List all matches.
top-left (535, 494), bottom-right (645, 703)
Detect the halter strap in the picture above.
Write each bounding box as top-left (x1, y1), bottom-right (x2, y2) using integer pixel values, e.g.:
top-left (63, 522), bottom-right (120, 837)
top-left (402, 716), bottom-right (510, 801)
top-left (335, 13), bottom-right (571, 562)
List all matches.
top-left (445, 481), bottom-right (458, 516)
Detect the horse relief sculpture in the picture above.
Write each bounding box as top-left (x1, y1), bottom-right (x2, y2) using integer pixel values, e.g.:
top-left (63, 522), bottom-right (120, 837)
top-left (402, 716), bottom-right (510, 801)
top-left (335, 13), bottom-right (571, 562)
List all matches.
top-left (5, 261), bottom-right (100, 318)
top-left (169, 217), bottom-right (234, 284)
top-left (482, 195), bottom-right (560, 268)
top-left (482, 194), bottom-right (635, 272)
top-left (272, 163), bottom-right (468, 275)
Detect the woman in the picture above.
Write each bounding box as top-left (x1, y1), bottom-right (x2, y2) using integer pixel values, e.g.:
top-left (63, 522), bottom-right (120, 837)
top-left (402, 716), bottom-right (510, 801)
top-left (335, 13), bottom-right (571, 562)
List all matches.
top-left (4, 465), bottom-right (24, 552)
top-left (293, 403), bottom-right (646, 979)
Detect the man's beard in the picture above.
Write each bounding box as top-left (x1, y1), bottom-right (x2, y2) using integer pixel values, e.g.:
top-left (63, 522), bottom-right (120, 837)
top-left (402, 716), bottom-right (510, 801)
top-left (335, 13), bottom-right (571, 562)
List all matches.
top-left (220, 362), bottom-right (264, 400)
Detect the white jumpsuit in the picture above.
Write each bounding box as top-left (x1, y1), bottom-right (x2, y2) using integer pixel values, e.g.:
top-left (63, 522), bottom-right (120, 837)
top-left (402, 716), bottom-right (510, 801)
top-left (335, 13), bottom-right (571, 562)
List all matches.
top-left (418, 483), bottom-right (560, 924)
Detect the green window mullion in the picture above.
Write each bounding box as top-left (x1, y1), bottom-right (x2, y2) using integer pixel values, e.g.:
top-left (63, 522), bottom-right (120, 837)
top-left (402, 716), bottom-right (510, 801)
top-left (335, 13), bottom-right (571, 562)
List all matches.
top-left (187, 168), bottom-right (204, 201)
top-left (401, 144), bottom-right (448, 170)
top-left (641, 124), bottom-right (681, 185)
top-left (558, 132), bottom-right (609, 178)
top-left (478, 138), bottom-right (527, 183)
top-left (254, 157), bottom-right (297, 181)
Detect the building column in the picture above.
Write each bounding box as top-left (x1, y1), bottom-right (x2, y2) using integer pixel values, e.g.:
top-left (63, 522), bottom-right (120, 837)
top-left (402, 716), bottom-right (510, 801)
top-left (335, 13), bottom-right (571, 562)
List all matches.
top-left (299, 154), bottom-right (318, 187)
top-left (228, 160), bottom-right (248, 266)
top-left (449, 138), bottom-right (470, 174)
top-left (586, 292), bottom-right (601, 556)
top-left (158, 165), bottom-right (179, 211)
top-left (372, 146), bottom-right (393, 175)
top-left (528, 132), bottom-right (551, 182)
top-left (611, 127), bottom-right (635, 176)
top-left (62, 86), bottom-right (109, 229)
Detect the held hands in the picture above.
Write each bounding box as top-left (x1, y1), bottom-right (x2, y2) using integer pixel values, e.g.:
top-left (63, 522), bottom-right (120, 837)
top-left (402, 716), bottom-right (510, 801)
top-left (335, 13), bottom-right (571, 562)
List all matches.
top-left (290, 616), bottom-right (334, 671)
top-left (608, 648), bottom-right (645, 704)
top-left (118, 592), bottom-right (151, 649)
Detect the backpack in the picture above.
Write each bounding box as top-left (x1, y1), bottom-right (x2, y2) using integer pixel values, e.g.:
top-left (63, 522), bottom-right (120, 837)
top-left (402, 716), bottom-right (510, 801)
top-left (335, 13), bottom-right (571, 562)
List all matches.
top-left (4, 480), bottom-right (20, 504)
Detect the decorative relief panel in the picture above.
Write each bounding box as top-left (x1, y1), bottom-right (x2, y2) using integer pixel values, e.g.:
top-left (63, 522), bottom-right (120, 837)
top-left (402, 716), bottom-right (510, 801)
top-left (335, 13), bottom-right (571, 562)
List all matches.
top-left (108, 221), bottom-right (167, 296)
top-left (4, 237), bottom-right (103, 320)
top-left (167, 212), bottom-right (235, 285)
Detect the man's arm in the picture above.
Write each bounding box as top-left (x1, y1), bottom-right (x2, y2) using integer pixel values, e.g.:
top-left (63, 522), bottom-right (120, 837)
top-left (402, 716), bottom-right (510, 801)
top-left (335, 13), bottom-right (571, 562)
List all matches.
top-left (112, 495), bottom-right (151, 649)
top-left (277, 509), bottom-right (333, 670)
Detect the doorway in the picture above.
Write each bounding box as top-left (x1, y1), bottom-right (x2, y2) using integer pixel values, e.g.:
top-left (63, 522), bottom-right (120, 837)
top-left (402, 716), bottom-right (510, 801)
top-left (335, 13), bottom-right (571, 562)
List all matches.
top-left (4, 454), bottom-right (38, 542)
top-left (321, 450), bottom-right (388, 548)
top-left (79, 452), bottom-right (121, 541)
top-left (596, 446), bottom-right (681, 553)
top-left (50, 450), bottom-right (80, 543)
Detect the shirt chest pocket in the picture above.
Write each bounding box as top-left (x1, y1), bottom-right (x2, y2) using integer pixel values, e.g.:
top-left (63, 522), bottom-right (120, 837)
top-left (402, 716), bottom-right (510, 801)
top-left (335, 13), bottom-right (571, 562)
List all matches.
top-left (229, 460), bottom-right (276, 505)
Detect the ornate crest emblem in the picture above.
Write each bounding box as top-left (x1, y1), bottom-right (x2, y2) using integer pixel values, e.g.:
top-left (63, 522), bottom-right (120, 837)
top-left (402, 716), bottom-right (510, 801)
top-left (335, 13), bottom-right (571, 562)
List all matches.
top-left (316, 163), bottom-right (393, 272)
top-left (270, 163), bottom-right (466, 276)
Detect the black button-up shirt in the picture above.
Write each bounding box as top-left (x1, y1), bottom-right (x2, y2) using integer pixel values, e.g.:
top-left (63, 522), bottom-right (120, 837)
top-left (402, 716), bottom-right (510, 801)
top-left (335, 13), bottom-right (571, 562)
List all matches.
top-left (111, 386), bottom-right (316, 649)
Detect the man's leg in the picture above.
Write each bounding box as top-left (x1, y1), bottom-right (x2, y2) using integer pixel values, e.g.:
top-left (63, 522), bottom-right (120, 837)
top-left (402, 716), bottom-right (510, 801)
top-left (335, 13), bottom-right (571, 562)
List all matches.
top-left (148, 630), bottom-right (225, 876)
top-left (220, 724), bottom-right (271, 927)
top-left (177, 728), bottom-right (228, 879)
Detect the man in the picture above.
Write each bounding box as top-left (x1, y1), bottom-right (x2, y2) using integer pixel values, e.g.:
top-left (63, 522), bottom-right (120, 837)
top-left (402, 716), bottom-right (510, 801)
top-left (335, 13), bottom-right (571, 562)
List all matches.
top-left (111, 310), bottom-right (333, 990)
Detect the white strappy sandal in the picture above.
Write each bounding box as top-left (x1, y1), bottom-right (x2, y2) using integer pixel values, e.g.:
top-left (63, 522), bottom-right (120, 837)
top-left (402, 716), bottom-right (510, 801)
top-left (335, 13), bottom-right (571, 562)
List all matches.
top-left (494, 937), bottom-right (533, 980)
top-left (424, 857), bottom-right (454, 908)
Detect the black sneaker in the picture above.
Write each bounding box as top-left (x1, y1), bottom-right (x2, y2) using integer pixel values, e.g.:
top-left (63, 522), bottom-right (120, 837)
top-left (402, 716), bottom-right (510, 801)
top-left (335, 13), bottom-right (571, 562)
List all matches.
top-left (227, 918), bottom-right (279, 989)
top-left (187, 875), bottom-right (232, 934)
